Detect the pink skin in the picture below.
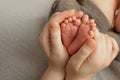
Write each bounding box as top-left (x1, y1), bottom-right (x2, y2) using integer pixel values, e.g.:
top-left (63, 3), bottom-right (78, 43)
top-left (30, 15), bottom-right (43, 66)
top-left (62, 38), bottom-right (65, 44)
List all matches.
top-left (61, 17), bottom-right (81, 48)
top-left (61, 14), bottom-right (96, 55)
top-left (115, 8), bottom-right (120, 33)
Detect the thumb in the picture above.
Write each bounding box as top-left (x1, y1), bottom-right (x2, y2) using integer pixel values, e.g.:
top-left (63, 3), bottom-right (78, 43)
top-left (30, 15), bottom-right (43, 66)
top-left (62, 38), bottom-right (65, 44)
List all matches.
top-left (111, 37), bottom-right (119, 60)
top-left (70, 39), bottom-right (96, 69)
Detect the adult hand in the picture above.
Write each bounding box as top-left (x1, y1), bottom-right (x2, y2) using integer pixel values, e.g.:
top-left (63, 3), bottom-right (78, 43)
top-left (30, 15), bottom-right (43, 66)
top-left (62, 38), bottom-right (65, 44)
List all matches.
top-left (66, 29), bottom-right (119, 80)
top-left (40, 9), bottom-right (86, 80)
top-left (40, 9), bottom-right (84, 69)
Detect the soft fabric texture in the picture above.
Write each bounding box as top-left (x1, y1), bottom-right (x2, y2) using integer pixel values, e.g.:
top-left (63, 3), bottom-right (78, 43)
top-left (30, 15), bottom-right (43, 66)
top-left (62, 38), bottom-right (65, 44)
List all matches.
top-left (0, 0), bottom-right (55, 80)
top-left (50, 0), bottom-right (120, 80)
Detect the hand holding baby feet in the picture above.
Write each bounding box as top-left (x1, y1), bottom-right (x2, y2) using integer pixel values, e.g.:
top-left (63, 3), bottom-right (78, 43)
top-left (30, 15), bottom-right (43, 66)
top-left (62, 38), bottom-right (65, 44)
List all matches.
top-left (40, 9), bottom-right (78, 80)
top-left (40, 9), bottom-right (92, 80)
top-left (66, 28), bottom-right (119, 80)
top-left (66, 39), bottom-right (97, 80)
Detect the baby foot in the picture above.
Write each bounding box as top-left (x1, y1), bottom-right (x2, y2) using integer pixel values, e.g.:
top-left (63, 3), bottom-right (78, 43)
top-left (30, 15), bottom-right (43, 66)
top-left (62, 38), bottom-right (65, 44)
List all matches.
top-left (68, 15), bottom-right (96, 55)
top-left (61, 16), bottom-right (82, 48)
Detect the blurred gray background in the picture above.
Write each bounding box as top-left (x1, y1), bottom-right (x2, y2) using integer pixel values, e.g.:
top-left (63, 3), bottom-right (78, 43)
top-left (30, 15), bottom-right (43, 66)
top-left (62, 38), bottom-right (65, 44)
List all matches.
top-left (0, 0), bottom-right (55, 80)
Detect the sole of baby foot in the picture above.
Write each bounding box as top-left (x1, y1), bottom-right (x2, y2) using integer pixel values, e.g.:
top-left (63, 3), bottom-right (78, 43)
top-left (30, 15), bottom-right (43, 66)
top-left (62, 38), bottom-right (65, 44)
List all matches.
top-left (61, 17), bottom-right (81, 48)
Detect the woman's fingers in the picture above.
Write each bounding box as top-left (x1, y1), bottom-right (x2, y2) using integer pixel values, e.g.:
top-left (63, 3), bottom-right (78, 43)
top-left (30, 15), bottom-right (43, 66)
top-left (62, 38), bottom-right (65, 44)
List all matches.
top-left (50, 9), bottom-right (75, 23)
top-left (50, 9), bottom-right (84, 24)
top-left (49, 21), bottom-right (64, 53)
top-left (69, 39), bottom-right (96, 70)
top-left (40, 9), bottom-right (86, 57)
top-left (40, 9), bottom-right (74, 56)
top-left (39, 24), bottom-right (50, 56)
top-left (93, 27), bottom-right (100, 40)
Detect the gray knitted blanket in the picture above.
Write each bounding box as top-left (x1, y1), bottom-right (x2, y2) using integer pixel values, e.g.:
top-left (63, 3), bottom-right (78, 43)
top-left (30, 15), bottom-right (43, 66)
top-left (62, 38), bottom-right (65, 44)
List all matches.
top-left (50, 0), bottom-right (120, 80)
